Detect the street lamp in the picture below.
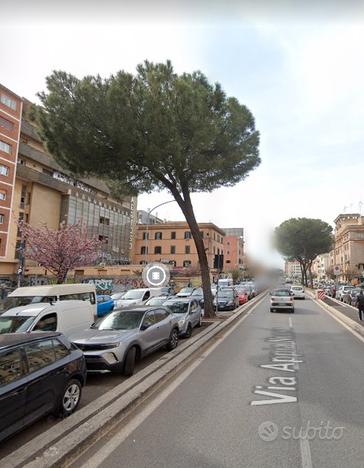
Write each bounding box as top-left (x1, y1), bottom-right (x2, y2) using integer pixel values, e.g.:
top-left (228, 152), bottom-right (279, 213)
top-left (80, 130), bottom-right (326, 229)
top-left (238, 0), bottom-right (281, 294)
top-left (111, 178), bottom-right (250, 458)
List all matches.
top-left (144, 200), bottom-right (177, 265)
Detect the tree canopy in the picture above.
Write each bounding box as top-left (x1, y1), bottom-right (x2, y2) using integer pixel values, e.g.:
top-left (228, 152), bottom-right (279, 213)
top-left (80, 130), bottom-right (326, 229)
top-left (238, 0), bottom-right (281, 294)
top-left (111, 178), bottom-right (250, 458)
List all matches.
top-left (274, 218), bottom-right (333, 285)
top-left (32, 60), bottom-right (260, 316)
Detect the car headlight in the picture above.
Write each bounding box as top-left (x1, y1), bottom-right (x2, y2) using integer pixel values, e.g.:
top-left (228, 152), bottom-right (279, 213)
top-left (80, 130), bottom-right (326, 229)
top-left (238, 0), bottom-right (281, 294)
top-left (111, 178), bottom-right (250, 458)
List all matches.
top-left (178, 319), bottom-right (185, 327)
top-left (227, 300), bottom-right (233, 305)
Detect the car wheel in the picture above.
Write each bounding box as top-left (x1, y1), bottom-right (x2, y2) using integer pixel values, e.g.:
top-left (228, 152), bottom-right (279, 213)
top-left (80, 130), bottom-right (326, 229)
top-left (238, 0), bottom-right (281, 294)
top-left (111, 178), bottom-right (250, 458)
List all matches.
top-left (58, 379), bottom-right (82, 417)
top-left (185, 323), bottom-right (192, 338)
top-left (291, 309), bottom-right (295, 313)
top-left (166, 328), bottom-right (178, 350)
top-left (123, 346), bottom-right (136, 377)
top-left (197, 315), bottom-right (202, 328)
top-left (270, 308), bottom-right (274, 313)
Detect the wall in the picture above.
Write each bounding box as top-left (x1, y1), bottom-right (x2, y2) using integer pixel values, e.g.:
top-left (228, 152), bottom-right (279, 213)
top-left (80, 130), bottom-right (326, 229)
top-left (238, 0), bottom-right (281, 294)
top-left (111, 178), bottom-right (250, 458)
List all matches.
top-left (28, 183), bottom-right (61, 228)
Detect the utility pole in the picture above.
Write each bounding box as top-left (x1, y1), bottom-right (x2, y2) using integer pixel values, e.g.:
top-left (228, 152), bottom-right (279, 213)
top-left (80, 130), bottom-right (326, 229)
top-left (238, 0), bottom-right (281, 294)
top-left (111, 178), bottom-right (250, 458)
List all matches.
top-left (17, 239), bottom-right (25, 287)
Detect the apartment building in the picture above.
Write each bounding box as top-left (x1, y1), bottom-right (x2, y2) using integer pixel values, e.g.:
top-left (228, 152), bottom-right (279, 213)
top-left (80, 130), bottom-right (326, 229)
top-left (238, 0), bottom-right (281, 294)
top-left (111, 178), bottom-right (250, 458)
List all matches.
top-left (133, 222), bottom-right (225, 269)
top-left (285, 260), bottom-right (302, 279)
top-left (0, 84), bottom-right (137, 282)
top-left (331, 213), bottom-right (364, 282)
top-left (312, 253), bottom-right (330, 280)
top-left (223, 228), bottom-right (244, 271)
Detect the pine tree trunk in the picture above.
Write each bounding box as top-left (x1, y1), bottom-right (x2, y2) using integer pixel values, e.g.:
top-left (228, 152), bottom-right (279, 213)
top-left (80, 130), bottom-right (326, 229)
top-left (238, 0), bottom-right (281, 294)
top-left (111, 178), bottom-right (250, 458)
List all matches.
top-left (169, 187), bottom-right (215, 318)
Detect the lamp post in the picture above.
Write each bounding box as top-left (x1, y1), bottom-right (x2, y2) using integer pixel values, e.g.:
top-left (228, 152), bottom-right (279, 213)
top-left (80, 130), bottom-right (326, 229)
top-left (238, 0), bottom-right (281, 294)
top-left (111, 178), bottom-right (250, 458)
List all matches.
top-left (144, 200), bottom-right (176, 265)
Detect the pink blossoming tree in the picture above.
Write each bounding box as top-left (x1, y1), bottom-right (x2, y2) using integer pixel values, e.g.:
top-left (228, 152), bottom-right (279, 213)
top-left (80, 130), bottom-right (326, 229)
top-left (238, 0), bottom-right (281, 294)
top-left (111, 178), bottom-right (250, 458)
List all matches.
top-left (19, 222), bottom-right (102, 283)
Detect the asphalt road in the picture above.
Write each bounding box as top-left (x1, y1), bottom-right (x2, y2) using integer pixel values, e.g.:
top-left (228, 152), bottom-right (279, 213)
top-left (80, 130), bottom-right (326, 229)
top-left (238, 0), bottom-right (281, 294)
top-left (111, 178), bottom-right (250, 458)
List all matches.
top-left (77, 295), bottom-right (364, 468)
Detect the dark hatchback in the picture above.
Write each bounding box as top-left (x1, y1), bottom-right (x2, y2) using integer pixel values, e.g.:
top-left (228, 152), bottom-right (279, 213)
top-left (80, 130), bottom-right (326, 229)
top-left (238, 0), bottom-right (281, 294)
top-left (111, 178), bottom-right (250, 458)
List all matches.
top-left (0, 332), bottom-right (86, 443)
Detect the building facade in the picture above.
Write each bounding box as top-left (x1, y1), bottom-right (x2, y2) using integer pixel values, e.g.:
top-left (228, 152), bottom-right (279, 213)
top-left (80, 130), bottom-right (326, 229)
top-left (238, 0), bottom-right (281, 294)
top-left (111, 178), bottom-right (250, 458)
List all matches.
top-left (137, 210), bottom-right (163, 225)
top-left (222, 228), bottom-right (244, 271)
top-left (0, 85), bottom-right (137, 282)
top-left (133, 222), bottom-right (225, 269)
top-left (331, 213), bottom-right (364, 282)
top-left (312, 253), bottom-right (330, 280)
top-left (285, 260), bottom-right (302, 279)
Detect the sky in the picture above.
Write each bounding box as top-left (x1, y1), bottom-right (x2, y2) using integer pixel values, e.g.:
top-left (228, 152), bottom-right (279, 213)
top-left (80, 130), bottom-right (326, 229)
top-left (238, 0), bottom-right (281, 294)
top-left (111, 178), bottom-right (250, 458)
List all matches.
top-left (2, 1), bottom-right (364, 267)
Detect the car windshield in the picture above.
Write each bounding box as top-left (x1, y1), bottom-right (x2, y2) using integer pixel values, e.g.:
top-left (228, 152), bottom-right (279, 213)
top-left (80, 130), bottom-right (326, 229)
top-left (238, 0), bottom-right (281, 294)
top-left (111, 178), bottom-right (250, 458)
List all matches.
top-left (4, 296), bottom-right (56, 309)
top-left (96, 310), bottom-right (145, 330)
top-left (164, 301), bottom-right (189, 314)
top-left (273, 290), bottom-right (291, 296)
top-left (146, 297), bottom-right (167, 305)
top-left (178, 288), bottom-right (193, 295)
top-left (0, 316), bottom-right (36, 333)
top-left (219, 291), bottom-right (234, 298)
top-left (122, 290), bottom-right (145, 300)
top-left (191, 288), bottom-right (202, 296)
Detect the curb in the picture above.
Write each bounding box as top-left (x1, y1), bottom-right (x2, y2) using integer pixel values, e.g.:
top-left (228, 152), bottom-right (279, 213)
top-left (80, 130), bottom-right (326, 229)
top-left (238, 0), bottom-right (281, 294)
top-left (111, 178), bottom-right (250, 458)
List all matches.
top-left (2, 292), bottom-right (267, 468)
top-left (306, 290), bottom-right (364, 339)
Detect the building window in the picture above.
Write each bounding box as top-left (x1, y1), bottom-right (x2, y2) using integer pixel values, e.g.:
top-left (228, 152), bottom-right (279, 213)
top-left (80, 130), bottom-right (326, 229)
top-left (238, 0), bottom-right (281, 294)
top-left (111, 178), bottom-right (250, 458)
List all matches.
top-left (0, 94), bottom-right (17, 110)
top-left (0, 214), bottom-right (4, 224)
top-left (227, 241), bottom-right (230, 246)
top-left (226, 260), bottom-right (231, 264)
top-left (0, 116), bottom-right (14, 132)
top-left (100, 216), bottom-right (110, 225)
top-left (99, 235), bottom-right (109, 244)
top-left (184, 231), bottom-right (191, 239)
top-left (154, 246), bottom-right (162, 254)
top-left (142, 232), bottom-right (149, 240)
top-left (0, 141), bottom-right (11, 154)
top-left (155, 232), bottom-right (162, 240)
top-left (141, 246), bottom-right (148, 255)
top-left (183, 260), bottom-right (192, 267)
top-left (170, 245), bottom-right (176, 254)
top-left (171, 231), bottom-right (176, 240)
top-left (0, 190), bottom-right (6, 201)
top-left (185, 245), bottom-right (191, 254)
top-left (200, 231), bottom-right (204, 238)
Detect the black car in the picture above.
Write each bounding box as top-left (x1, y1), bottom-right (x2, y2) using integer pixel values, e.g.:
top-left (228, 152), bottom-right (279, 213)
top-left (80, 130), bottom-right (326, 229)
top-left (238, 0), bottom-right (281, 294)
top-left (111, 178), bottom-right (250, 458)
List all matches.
top-left (0, 332), bottom-right (86, 442)
top-left (213, 288), bottom-right (239, 311)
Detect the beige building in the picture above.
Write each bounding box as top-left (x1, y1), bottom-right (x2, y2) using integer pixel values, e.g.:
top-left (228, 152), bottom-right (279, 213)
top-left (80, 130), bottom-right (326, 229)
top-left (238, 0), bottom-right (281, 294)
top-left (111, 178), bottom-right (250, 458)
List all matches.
top-left (285, 260), bottom-right (302, 279)
top-left (0, 84), bottom-right (137, 284)
top-left (133, 222), bottom-right (225, 270)
top-left (312, 253), bottom-right (330, 280)
top-left (331, 213), bottom-right (364, 282)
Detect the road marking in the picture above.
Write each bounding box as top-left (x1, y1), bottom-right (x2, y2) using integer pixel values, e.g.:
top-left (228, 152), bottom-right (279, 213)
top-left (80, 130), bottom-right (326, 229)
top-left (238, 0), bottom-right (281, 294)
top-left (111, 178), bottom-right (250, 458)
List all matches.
top-left (77, 298), bottom-right (263, 468)
top-left (300, 437), bottom-right (313, 468)
top-left (289, 317), bottom-right (293, 329)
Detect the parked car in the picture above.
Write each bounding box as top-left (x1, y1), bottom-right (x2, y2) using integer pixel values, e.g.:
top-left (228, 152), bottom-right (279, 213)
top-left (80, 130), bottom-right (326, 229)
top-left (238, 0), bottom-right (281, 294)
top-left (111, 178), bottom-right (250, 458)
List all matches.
top-left (176, 287), bottom-right (195, 298)
top-left (270, 288), bottom-right (294, 313)
top-left (335, 286), bottom-right (354, 301)
top-left (111, 292), bottom-right (126, 304)
top-left (5, 284), bottom-right (97, 316)
top-left (145, 295), bottom-right (171, 306)
top-left (70, 307), bottom-right (179, 377)
top-left (235, 286), bottom-right (252, 301)
top-left (114, 288), bottom-right (164, 309)
top-left (0, 332), bottom-right (86, 443)
top-left (342, 288), bottom-right (361, 305)
top-left (213, 288), bottom-right (239, 311)
top-left (235, 287), bottom-right (249, 305)
top-left (163, 298), bottom-right (202, 337)
top-left (290, 285), bottom-right (305, 300)
top-left (0, 300), bottom-right (95, 338)
top-left (96, 295), bottom-right (114, 317)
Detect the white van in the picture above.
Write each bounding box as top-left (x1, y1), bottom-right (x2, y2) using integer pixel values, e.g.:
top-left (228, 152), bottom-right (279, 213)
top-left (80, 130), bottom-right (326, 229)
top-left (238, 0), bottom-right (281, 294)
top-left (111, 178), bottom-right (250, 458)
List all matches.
top-left (5, 284), bottom-right (97, 316)
top-left (218, 278), bottom-right (233, 288)
top-left (0, 300), bottom-right (94, 337)
top-left (114, 288), bottom-right (164, 309)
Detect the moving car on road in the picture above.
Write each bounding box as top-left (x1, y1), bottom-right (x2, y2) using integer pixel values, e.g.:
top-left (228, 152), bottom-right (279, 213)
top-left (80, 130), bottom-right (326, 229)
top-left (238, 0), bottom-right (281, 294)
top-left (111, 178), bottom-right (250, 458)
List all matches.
top-left (290, 285), bottom-right (305, 300)
top-left (163, 298), bottom-right (202, 337)
top-left (0, 332), bottom-right (86, 443)
top-left (71, 307), bottom-right (179, 377)
top-left (270, 288), bottom-right (294, 313)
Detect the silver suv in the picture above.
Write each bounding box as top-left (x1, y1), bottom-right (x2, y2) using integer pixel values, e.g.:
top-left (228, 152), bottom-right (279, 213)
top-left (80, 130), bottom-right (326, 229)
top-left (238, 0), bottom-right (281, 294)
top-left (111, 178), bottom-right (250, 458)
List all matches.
top-left (163, 298), bottom-right (202, 337)
top-left (70, 307), bottom-right (179, 377)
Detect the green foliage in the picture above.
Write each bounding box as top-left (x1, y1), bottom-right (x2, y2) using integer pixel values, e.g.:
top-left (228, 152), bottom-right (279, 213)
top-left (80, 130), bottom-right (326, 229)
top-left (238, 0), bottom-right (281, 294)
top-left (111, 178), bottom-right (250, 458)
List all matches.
top-left (33, 61), bottom-right (260, 196)
top-left (231, 269), bottom-right (241, 283)
top-left (275, 218), bottom-right (333, 263)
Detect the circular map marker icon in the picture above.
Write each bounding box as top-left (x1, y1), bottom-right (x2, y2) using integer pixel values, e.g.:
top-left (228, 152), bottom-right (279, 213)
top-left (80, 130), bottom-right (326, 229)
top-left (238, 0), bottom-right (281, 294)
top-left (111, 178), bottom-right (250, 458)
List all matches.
top-left (142, 262), bottom-right (170, 287)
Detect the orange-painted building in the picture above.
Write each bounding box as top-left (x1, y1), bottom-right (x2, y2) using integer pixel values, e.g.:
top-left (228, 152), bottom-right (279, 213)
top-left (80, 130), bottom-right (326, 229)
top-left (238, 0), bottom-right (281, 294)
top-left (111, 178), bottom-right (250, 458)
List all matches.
top-left (0, 85), bottom-right (22, 259)
top-left (223, 228), bottom-right (244, 271)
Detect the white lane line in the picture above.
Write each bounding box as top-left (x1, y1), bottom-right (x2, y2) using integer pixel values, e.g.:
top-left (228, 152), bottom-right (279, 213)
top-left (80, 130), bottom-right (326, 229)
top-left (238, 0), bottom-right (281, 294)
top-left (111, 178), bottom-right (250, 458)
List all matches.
top-left (78, 299), bottom-right (263, 468)
top-left (300, 437), bottom-right (313, 468)
top-left (288, 317), bottom-right (293, 329)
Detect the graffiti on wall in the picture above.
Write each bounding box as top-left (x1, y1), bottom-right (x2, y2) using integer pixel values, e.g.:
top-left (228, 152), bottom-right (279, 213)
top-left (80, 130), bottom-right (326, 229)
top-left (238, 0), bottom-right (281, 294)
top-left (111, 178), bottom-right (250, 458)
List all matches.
top-left (82, 277), bottom-right (145, 294)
